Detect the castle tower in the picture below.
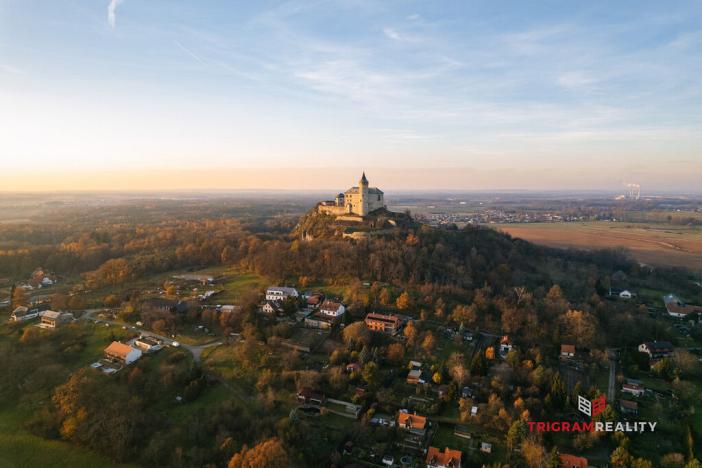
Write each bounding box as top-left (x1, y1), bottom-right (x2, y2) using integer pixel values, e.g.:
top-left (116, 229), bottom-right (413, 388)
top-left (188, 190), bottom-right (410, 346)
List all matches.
top-left (358, 172), bottom-right (369, 216)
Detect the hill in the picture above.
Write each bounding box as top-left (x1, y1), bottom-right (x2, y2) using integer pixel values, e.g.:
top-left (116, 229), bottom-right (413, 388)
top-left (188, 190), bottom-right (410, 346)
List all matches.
top-left (292, 206), bottom-right (416, 240)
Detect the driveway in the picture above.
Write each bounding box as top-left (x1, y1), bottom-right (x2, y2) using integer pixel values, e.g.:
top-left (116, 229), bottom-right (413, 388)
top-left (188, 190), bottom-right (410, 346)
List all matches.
top-left (79, 308), bottom-right (222, 363)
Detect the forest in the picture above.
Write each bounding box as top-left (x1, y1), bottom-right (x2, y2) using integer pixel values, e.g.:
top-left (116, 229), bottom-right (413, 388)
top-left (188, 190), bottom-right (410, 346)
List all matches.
top-left (1, 201), bottom-right (701, 467)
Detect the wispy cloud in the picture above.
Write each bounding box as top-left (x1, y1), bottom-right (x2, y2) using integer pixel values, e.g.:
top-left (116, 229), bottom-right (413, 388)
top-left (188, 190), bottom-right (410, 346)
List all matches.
top-left (382, 27), bottom-right (420, 43)
top-left (174, 40), bottom-right (207, 66)
top-left (107, 0), bottom-right (123, 29)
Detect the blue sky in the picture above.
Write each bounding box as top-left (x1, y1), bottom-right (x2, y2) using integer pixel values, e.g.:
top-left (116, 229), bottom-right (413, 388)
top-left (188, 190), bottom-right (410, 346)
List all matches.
top-left (1, 0), bottom-right (700, 191)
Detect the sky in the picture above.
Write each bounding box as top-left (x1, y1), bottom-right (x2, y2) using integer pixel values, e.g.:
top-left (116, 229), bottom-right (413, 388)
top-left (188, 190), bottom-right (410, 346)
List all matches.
top-left (0, 0), bottom-right (701, 192)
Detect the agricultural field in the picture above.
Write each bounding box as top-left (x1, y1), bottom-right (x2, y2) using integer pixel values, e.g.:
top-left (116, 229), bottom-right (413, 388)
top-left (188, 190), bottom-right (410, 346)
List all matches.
top-left (494, 222), bottom-right (702, 271)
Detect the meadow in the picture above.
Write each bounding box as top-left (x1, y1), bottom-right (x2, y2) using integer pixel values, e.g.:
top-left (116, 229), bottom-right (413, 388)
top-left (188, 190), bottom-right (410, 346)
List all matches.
top-left (494, 222), bottom-right (702, 271)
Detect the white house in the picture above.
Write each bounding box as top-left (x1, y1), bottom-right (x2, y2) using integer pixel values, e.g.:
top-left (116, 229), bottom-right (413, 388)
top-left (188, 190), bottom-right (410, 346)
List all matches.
top-left (38, 310), bottom-right (73, 329)
top-left (265, 286), bottom-right (298, 302)
top-left (261, 300), bottom-right (285, 315)
top-left (622, 383), bottom-right (645, 397)
top-left (10, 306), bottom-right (38, 322)
top-left (619, 290), bottom-right (633, 299)
top-left (319, 300), bottom-right (345, 317)
top-left (104, 341), bottom-right (142, 365)
top-left (134, 335), bottom-right (163, 353)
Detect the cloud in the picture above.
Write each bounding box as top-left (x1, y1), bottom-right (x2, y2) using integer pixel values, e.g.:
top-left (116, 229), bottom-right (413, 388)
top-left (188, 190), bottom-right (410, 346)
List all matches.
top-left (107, 0), bottom-right (123, 28)
top-left (557, 71), bottom-right (596, 90)
top-left (382, 27), bottom-right (420, 43)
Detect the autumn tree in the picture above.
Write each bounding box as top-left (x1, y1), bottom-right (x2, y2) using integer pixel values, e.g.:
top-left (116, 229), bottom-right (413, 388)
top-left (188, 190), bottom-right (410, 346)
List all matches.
top-left (421, 331), bottom-right (436, 353)
top-left (403, 321), bottom-right (418, 346)
top-left (396, 291), bottom-right (411, 310)
top-left (386, 343), bottom-right (405, 364)
top-left (12, 286), bottom-right (27, 307)
top-left (559, 309), bottom-right (598, 348)
top-left (342, 321), bottom-right (371, 347)
top-left (228, 438), bottom-right (288, 468)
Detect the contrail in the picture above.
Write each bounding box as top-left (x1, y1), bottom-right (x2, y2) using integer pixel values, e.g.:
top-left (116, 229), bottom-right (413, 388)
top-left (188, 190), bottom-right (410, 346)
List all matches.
top-left (108, 0), bottom-right (123, 28)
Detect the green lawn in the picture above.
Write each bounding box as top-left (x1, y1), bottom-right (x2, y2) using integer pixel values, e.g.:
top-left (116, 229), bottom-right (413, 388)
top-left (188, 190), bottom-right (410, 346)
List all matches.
top-left (0, 406), bottom-right (132, 468)
top-left (210, 269), bottom-right (268, 302)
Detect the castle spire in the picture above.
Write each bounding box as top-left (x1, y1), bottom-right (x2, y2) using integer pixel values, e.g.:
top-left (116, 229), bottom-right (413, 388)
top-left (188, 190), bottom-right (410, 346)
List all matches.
top-left (360, 171), bottom-right (368, 186)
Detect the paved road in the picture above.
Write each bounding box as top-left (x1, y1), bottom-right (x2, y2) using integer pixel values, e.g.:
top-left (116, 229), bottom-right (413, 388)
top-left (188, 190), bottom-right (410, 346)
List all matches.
top-left (607, 348), bottom-right (617, 401)
top-left (80, 308), bottom-right (222, 363)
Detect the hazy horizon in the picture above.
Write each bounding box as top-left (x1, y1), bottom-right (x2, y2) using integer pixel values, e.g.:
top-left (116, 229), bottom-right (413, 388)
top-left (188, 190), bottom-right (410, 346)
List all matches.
top-left (2, 1), bottom-right (701, 191)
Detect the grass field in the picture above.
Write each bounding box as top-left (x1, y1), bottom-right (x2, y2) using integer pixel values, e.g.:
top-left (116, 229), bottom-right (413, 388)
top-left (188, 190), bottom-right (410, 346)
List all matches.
top-left (494, 222), bottom-right (702, 271)
top-left (0, 406), bottom-right (131, 468)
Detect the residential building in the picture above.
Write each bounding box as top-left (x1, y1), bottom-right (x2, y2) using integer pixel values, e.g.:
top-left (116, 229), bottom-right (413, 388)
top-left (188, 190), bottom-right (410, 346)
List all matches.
top-left (39, 310), bottom-right (73, 328)
top-left (499, 335), bottom-right (513, 355)
top-left (664, 294), bottom-right (702, 318)
top-left (364, 312), bottom-right (402, 335)
top-left (426, 446), bottom-right (462, 468)
top-left (305, 292), bottom-right (324, 310)
top-left (104, 341), bottom-right (142, 365)
top-left (622, 383), bottom-right (645, 397)
top-left (261, 300), bottom-right (285, 315)
top-left (638, 341), bottom-right (674, 359)
top-left (134, 335), bottom-right (163, 353)
top-left (559, 453), bottom-right (588, 468)
top-left (619, 399), bottom-right (638, 415)
top-left (142, 298), bottom-right (188, 314)
top-left (265, 286), bottom-right (298, 302)
top-left (297, 387), bottom-right (325, 405)
top-left (319, 300), bottom-right (345, 317)
top-left (407, 369), bottom-right (424, 385)
top-left (561, 344), bottom-right (575, 359)
top-left (304, 311), bottom-right (339, 330)
top-left (397, 412), bottom-right (427, 436)
top-left (10, 306), bottom-right (37, 322)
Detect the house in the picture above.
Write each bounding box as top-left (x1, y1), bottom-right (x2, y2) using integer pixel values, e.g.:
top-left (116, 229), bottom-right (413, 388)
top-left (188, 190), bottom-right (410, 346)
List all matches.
top-left (559, 453), bottom-right (588, 468)
top-left (622, 383), bottom-right (645, 397)
top-left (265, 286), bottom-right (298, 302)
top-left (346, 363), bottom-right (361, 373)
top-left (664, 294), bottom-right (702, 318)
top-left (499, 335), bottom-right (513, 355)
top-left (219, 305), bottom-right (239, 314)
top-left (364, 312), bottom-right (403, 335)
top-left (426, 446), bottom-right (462, 468)
top-left (619, 290), bottom-right (634, 299)
top-left (407, 369), bottom-right (424, 385)
top-left (619, 399), bottom-right (638, 415)
top-left (142, 298), bottom-right (188, 314)
top-left (560, 344), bottom-right (576, 359)
top-left (397, 412), bottom-right (427, 436)
top-left (297, 387), bottom-right (325, 405)
top-left (304, 311), bottom-right (339, 329)
top-left (10, 306), bottom-right (38, 322)
top-left (104, 341), bottom-right (142, 365)
top-left (319, 300), bottom-right (345, 317)
top-left (305, 292), bottom-right (324, 310)
top-left (134, 335), bottom-right (163, 353)
top-left (38, 310), bottom-right (73, 329)
top-left (638, 341), bottom-right (674, 360)
top-left (261, 300), bottom-right (285, 315)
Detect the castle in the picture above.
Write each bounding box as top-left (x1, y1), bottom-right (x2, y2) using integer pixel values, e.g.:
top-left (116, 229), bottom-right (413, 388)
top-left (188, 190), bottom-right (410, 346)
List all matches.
top-left (317, 172), bottom-right (385, 217)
